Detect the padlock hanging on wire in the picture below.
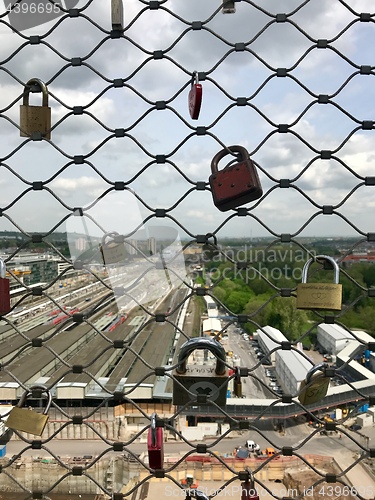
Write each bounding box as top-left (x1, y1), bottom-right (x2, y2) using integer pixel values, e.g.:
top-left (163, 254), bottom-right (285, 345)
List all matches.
top-left (298, 363), bottom-right (334, 405)
top-left (209, 145), bottom-right (263, 211)
top-left (111, 0), bottom-right (124, 30)
top-left (188, 71), bottom-right (202, 120)
top-left (20, 78), bottom-right (51, 139)
top-left (172, 337), bottom-right (228, 406)
top-left (0, 257), bottom-right (11, 316)
top-left (233, 367), bottom-right (242, 398)
top-left (296, 255), bottom-right (342, 311)
top-left (147, 412), bottom-right (164, 470)
top-left (100, 231), bottom-right (126, 266)
top-left (6, 385), bottom-right (52, 436)
top-left (241, 469), bottom-right (259, 500)
top-left (222, 0), bottom-right (236, 13)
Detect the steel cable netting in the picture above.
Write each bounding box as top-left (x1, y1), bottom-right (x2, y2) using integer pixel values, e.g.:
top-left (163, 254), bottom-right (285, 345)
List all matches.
top-left (0, 0), bottom-right (374, 498)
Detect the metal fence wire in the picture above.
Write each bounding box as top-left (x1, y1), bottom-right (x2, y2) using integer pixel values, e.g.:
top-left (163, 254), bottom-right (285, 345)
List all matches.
top-left (0, 0), bottom-right (374, 498)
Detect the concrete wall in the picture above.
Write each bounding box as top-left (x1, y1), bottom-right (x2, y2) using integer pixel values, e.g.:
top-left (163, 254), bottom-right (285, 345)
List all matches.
top-left (0, 455), bottom-right (132, 494)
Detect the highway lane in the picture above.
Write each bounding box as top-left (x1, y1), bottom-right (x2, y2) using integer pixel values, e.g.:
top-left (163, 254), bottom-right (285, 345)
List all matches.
top-left (222, 324), bottom-right (274, 399)
top-left (4, 423), bottom-right (361, 461)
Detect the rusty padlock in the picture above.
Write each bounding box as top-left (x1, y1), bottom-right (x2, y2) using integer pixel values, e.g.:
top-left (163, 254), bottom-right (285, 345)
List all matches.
top-left (296, 255), bottom-right (342, 311)
top-left (209, 145), bottom-right (263, 211)
top-left (0, 258), bottom-right (11, 316)
top-left (7, 385), bottom-right (52, 436)
top-left (20, 78), bottom-right (51, 139)
top-left (188, 71), bottom-right (202, 120)
top-left (147, 412), bottom-right (164, 470)
top-left (299, 363), bottom-right (333, 406)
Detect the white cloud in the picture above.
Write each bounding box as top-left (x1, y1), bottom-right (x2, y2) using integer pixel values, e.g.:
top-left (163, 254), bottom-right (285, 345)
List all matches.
top-left (0, 1), bottom-right (373, 238)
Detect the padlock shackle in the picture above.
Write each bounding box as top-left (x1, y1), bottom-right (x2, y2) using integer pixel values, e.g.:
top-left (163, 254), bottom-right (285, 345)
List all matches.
top-left (301, 255), bottom-right (340, 284)
top-left (102, 231), bottom-right (119, 245)
top-left (241, 468), bottom-right (257, 500)
top-left (23, 78), bottom-right (48, 107)
top-left (150, 412), bottom-right (157, 447)
top-left (186, 489), bottom-right (210, 500)
top-left (305, 362), bottom-right (329, 385)
top-left (0, 257), bottom-right (6, 279)
top-left (17, 384), bottom-right (52, 415)
top-left (176, 337), bottom-right (226, 375)
top-left (191, 70), bottom-right (199, 86)
top-left (210, 145), bottom-right (249, 175)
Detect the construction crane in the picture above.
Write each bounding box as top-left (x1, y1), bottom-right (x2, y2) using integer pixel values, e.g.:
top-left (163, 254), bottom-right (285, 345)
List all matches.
top-left (6, 267), bottom-right (31, 283)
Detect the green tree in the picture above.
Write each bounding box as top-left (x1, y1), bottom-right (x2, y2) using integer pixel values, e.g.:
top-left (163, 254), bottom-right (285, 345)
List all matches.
top-left (356, 305), bottom-right (375, 335)
top-left (243, 295), bottom-right (273, 332)
top-left (226, 289), bottom-right (254, 314)
top-left (267, 297), bottom-right (308, 341)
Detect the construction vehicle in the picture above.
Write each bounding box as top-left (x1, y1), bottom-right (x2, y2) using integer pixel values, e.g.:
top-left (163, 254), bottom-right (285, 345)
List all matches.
top-left (181, 474), bottom-right (199, 489)
top-left (258, 447), bottom-right (276, 458)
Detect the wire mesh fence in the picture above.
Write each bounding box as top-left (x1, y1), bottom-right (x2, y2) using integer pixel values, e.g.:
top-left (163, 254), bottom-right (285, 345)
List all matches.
top-left (0, 0), bottom-right (374, 498)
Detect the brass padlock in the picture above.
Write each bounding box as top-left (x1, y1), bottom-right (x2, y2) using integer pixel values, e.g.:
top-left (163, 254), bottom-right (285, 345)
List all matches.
top-left (20, 78), bottom-right (51, 139)
top-left (111, 0), bottom-right (124, 30)
top-left (7, 385), bottom-right (52, 436)
top-left (173, 337), bottom-right (228, 406)
top-left (100, 231), bottom-right (126, 265)
top-left (298, 363), bottom-right (333, 405)
top-left (296, 255), bottom-right (342, 310)
top-left (233, 367), bottom-right (242, 398)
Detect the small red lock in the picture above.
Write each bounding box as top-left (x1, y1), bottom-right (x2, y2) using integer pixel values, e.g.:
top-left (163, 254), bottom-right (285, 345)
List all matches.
top-left (0, 258), bottom-right (11, 316)
top-left (188, 71), bottom-right (202, 120)
top-left (241, 470), bottom-right (259, 500)
top-left (209, 145), bottom-right (263, 211)
top-left (147, 412), bottom-right (164, 470)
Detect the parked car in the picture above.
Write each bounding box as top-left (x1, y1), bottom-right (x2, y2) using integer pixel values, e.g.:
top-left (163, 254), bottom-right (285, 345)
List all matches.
top-left (246, 440), bottom-right (260, 452)
top-left (349, 424), bottom-right (362, 431)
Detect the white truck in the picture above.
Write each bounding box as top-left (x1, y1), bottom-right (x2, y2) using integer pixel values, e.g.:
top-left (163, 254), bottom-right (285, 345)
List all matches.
top-left (246, 440), bottom-right (260, 453)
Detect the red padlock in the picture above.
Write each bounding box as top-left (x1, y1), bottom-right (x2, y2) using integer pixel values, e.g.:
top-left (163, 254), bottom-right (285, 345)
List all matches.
top-left (0, 258), bottom-right (11, 316)
top-left (188, 71), bottom-right (202, 120)
top-left (241, 470), bottom-right (259, 500)
top-left (209, 145), bottom-right (263, 211)
top-left (147, 412), bottom-right (164, 470)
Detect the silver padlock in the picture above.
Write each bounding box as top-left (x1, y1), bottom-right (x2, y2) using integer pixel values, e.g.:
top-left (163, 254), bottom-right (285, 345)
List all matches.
top-left (100, 231), bottom-right (126, 265)
top-left (172, 337), bottom-right (228, 406)
top-left (299, 363), bottom-right (333, 405)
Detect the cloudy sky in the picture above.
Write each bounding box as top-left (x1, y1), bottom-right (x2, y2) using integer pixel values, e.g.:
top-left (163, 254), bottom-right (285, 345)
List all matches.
top-left (0, 0), bottom-right (374, 243)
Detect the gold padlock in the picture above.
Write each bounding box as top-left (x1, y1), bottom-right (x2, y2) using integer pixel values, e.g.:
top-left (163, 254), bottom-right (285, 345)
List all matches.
top-left (7, 385), bottom-right (52, 436)
top-left (20, 78), bottom-right (51, 139)
top-left (100, 231), bottom-right (126, 265)
top-left (296, 255), bottom-right (342, 311)
top-left (233, 367), bottom-right (242, 398)
top-left (299, 363), bottom-right (332, 405)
